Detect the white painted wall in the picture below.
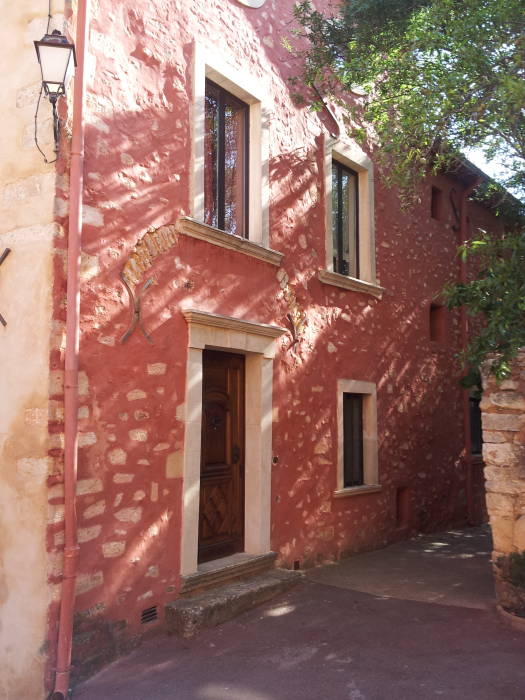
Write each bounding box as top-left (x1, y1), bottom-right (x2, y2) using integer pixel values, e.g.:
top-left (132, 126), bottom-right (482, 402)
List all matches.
top-left (0, 2), bottom-right (64, 697)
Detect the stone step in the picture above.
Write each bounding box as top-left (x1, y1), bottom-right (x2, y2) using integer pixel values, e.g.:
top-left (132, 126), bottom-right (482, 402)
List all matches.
top-left (166, 568), bottom-right (302, 637)
top-left (180, 551), bottom-right (278, 596)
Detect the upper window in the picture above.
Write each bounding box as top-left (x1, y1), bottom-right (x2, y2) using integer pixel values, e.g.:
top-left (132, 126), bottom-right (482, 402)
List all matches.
top-left (318, 138), bottom-right (382, 298)
top-left (191, 43), bottom-right (270, 248)
top-left (205, 80), bottom-right (249, 237)
top-left (332, 161), bottom-right (358, 277)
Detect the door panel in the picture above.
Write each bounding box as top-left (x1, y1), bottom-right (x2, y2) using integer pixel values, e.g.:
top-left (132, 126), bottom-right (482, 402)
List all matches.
top-left (198, 350), bottom-right (245, 563)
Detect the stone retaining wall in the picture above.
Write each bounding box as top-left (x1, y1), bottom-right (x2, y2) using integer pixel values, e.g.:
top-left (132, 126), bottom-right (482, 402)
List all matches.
top-left (482, 350), bottom-right (525, 610)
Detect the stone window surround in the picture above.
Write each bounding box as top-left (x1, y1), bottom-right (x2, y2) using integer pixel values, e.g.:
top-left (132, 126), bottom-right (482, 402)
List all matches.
top-left (334, 379), bottom-right (381, 498)
top-left (180, 309), bottom-right (286, 576)
top-left (192, 41), bottom-right (270, 248)
top-left (318, 137), bottom-right (383, 299)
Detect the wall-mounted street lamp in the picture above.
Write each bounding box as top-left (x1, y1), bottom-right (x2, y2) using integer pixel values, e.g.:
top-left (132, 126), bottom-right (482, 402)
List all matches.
top-left (34, 29), bottom-right (76, 158)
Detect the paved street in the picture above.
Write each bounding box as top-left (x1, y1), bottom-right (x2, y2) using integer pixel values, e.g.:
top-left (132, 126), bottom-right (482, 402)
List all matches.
top-left (75, 527), bottom-right (525, 700)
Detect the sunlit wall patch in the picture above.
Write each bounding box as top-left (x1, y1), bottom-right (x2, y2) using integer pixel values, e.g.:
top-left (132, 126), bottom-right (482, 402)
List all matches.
top-left (236, 0), bottom-right (268, 8)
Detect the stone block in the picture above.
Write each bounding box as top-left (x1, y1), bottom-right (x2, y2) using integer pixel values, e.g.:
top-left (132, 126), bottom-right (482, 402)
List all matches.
top-left (77, 478), bottom-right (103, 496)
top-left (486, 492), bottom-right (516, 517)
top-left (483, 443), bottom-right (518, 467)
top-left (489, 515), bottom-right (515, 553)
top-left (127, 389), bottom-right (146, 401)
top-left (79, 432), bottom-right (97, 447)
top-left (82, 205), bottom-right (104, 227)
top-left (114, 507), bottom-right (142, 523)
top-left (482, 431), bottom-right (506, 444)
top-left (48, 504), bottom-right (65, 524)
top-left (102, 541), bottom-right (125, 558)
top-left (113, 473), bottom-right (134, 484)
top-left (513, 515), bottom-right (525, 551)
top-left (83, 500), bottom-right (106, 519)
top-left (80, 253), bottom-right (99, 281)
top-left (147, 363), bottom-right (167, 375)
top-left (489, 392), bottom-right (525, 411)
top-left (50, 370), bottom-right (65, 397)
top-left (482, 413), bottom-right (521, 432)
top-left (78, 525), bottom-right (102, 543)
top-left (108, 448), bottom-right (126, 465)
top-left (76, 571), bottom-right (104, 596)
top-left (78, 371), bottom-right (89, 396)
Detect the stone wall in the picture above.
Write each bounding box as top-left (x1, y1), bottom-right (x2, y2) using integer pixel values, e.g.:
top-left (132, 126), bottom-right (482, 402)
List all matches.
top-left (482, 350), bottom-right (525, 610)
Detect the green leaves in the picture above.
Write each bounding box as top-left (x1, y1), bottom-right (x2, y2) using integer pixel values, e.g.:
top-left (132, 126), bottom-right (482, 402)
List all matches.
top-left (443, 230), bottom-right (525, 378)
top-left (293, 0), bottom-right (525, 199)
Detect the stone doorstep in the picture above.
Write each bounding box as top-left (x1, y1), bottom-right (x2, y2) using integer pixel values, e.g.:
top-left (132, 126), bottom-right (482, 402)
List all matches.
top-left (166, 569), bottom-right (303, 638)
top-left (180, 551), bottom-right (278, 596)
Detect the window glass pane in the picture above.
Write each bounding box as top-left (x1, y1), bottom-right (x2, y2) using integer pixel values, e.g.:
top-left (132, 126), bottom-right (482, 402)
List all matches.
top-left (343, 393), bottom-right (364, 487)
top-left (204, 85), bottom-right (219, 229)
top-left (332, 161), bottom-right (358, 277)
top-left (340, 170), bottom-right (350, 276)
top-left (204, 80), bottom-right (248, 237)
top-left (224, 100), bottom-right (246, 236)
top-left (331, 165), bottom-right (339, 271)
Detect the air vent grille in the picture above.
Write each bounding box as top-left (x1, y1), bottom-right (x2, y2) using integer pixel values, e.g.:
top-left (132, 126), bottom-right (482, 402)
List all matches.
top-left (141, 605), bottom-right (158, 624)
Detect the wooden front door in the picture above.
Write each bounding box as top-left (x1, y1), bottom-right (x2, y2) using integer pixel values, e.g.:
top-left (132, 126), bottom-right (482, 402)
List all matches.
top-left (198, 350), bottom-right (245, 563)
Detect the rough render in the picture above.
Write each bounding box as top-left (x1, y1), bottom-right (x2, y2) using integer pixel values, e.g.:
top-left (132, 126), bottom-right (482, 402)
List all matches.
top-left (0, 2), bottom-right (68, 698)
top-left (0, 0), bottom-right (509, 694)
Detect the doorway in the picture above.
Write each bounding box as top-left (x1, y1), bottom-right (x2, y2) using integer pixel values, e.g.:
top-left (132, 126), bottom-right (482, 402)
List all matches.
top-left (198, 350), bottom-right (245, 563)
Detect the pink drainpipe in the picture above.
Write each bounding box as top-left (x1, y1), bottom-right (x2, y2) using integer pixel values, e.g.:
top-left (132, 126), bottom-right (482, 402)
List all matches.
top-left (458, 176), bottom-right (481, 526)
top-left (52, 0), bottom-right (90, 697)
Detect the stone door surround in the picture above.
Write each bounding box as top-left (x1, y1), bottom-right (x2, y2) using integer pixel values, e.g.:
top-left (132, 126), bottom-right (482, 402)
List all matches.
top-left (181, 309), bottom-right (286, 576)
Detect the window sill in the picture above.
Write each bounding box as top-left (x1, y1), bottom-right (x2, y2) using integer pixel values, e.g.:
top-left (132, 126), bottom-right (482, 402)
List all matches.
top-left (333, 485), bottom-right (382, 498)
top-left (178, 217), bottom-right (283, 266)
top-left (317, 270), bottom-right (384, 299)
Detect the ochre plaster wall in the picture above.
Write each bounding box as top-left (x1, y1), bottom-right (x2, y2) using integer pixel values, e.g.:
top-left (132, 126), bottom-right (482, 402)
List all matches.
top-left (0, 3), bottom-right (65, 697)
top-left (40, 0), bottom-right (501, 681)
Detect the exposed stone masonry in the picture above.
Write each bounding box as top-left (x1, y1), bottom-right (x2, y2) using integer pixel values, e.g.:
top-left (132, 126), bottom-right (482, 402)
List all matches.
top-left (482, 351), bottom-right (525, 610)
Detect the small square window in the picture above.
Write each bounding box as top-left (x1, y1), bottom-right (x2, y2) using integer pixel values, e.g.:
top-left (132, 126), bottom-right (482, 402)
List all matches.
top-left (343, 393), bottom-right (364, 487)
top-left (429, 304), bottom-right (446, 343)
top-left (204, 79), bottom-right (249, 237)
top-left (332, 161), bottom-right (358, 277)
top-left (336, 379), bottom-right (379, 496)
top-left (431, 186), bottom-right (443, 220)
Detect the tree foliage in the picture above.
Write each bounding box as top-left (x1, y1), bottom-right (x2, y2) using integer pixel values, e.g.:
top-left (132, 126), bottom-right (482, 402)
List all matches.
top-left (293, 0), bottom-right (525, 196)
top-left (293, 0), bottom-right (525, 376)
top-left (442, 229), bottom-right (525, 379)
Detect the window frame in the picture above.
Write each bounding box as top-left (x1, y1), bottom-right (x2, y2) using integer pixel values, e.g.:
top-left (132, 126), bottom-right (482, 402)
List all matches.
top-left (204, 79), bottom-right (250, 237)
top-left (192, 42), bottom-right (269, 246)
top-left (335, 379), bottom-right (380, 497)
top-left (319, 138), bottom-right (383, 298)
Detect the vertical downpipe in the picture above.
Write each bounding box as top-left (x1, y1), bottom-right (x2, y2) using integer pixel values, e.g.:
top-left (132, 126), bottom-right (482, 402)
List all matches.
top-left (52, 0), bottom-right (90, 697)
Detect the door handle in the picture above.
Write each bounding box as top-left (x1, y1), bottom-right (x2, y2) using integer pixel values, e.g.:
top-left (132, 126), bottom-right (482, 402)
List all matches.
top-left (232, 445), bottom-right (241, 463)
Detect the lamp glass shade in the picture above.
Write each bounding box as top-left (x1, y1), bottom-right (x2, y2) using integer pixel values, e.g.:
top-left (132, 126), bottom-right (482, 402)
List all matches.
top-left (34, 31), bottom-right (76, 98)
